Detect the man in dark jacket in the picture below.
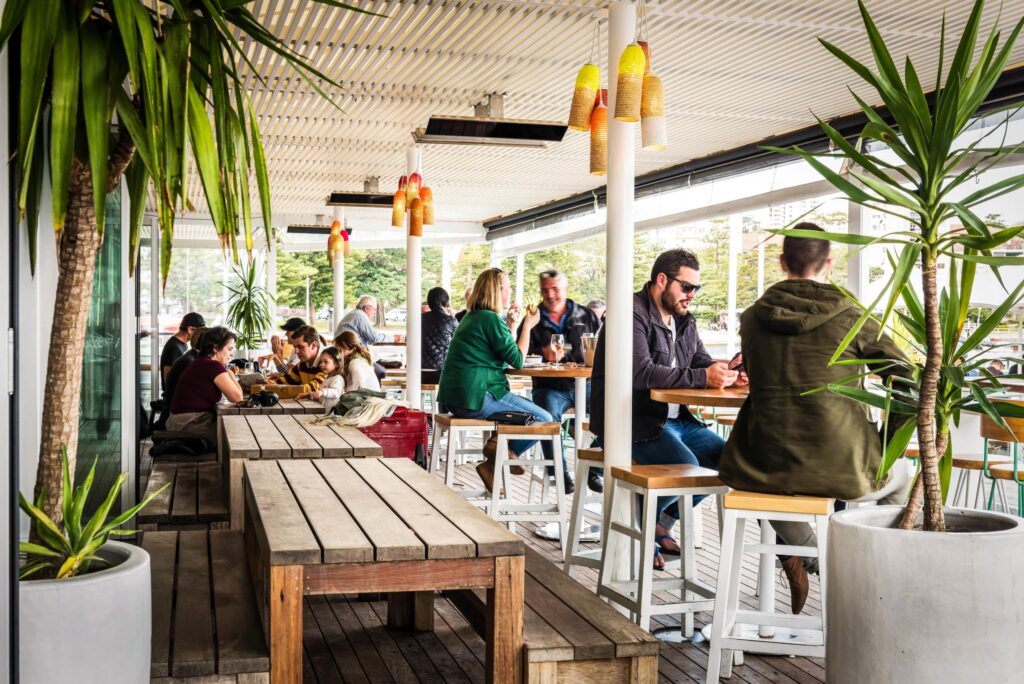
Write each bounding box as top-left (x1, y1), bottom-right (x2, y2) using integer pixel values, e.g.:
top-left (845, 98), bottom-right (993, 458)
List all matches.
top-left (591, 249), bottom-right (741, 566)
top-left (517, 270), bottom-right (602, 494)
top-left (719, 223), bottom-right (912, 614)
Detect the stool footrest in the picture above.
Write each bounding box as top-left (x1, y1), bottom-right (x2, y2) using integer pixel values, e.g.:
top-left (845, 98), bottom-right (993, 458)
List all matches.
top-left (733, 610), bottom-right (822, 631)
top-left (744, 543), bottom-right (819, 557)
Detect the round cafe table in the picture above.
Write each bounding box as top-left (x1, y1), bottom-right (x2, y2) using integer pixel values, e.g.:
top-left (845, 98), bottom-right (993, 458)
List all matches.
top-left (507, 365), bottom-right (594, 542)
top-left (649, 386), bottom-right (749, 409)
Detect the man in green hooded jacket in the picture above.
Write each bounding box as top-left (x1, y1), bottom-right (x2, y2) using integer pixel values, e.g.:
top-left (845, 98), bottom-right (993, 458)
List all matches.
top-left (719, 223), bottom-right (913, 614)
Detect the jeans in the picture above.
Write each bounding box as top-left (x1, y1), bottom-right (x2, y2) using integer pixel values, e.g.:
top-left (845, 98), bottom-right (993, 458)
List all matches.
top-left (450, 391), bottom-right (553, 456)
top-left (631, 417), bottom-right (725, 521)
top-left (532, 384), bottom-right (591, 479)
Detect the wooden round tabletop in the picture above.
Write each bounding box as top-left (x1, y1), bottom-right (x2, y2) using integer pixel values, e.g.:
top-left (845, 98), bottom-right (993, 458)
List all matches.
top-left (650, 387), bottom-right (749, 408)
top-left (506, 365), bottom-right (593, 379)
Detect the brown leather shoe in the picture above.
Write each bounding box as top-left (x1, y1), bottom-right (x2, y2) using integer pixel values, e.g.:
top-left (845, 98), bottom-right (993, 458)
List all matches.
top-left (483, 435), bottom-right (524, 475)
top-left (781, 556), bottom-right (809, 614)
top-left (476, 459), bottom-right (495, 492)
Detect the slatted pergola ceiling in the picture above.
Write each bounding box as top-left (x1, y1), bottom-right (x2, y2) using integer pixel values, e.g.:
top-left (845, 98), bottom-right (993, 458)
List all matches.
top-left (194, 0), bottom-right (1024, 231)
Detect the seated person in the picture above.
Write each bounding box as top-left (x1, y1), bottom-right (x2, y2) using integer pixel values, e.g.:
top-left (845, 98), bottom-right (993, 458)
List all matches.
top-left (265, 325), bottom-right (326, 390)
top-left (438, 268), bottom-right (552, 491)
top-left (590, 249), bottom-right (744, 570)
top-left (422, 286), bottom-right (458, 385)
top-left (299, 347), bottom-right (346, 412)
top-left (257, 317), bottom-right (306, 372)
top-left (334, 331), bottom-right (382, 392)
top-left (163, 326), bottom-right (207, 413)
top-left (719, 223), bottom-right (913, 615)
top-left (167, 326), bottom-right (244, 442)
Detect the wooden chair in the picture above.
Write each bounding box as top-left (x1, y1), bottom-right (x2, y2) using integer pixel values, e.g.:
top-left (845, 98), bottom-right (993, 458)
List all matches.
top-left (706, 491), bottom-right (832, 682)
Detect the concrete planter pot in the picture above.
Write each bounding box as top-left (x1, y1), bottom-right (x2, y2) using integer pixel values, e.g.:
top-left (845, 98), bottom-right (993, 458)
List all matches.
top-left (826, 506), bottom-right (1024, 683)
top-left (20, 541), bottom-right (151, 683)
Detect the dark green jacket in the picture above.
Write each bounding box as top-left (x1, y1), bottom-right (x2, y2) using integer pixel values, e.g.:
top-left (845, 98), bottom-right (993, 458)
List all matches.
top-left (437, 310), bottom-right (523, 411)
top-left (719, 280), bottom-right (911, 500)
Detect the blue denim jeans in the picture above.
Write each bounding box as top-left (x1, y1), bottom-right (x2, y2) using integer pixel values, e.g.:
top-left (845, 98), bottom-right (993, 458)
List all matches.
top-left (631, 417), bottom-right (725, 520)
top-left (450, 391), bottom-right (553, 455)
top-left (532, 384), bottom-right (591, 478)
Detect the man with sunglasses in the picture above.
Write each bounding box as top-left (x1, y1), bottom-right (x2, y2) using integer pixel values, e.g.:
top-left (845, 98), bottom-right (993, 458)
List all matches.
top-left (591, 248), bottom-right (745, 569)
top-left (516, 269), bottom-right (602, 494)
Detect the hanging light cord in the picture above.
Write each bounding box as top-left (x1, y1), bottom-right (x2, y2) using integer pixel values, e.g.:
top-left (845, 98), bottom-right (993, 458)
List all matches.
top-left (636, 0), bottom-right (650, 43)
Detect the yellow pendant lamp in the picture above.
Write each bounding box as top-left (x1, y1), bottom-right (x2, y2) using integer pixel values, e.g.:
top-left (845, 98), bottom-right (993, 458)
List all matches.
top-left (614, 43), bottom-right (645, 122)
top-left (641, 73), bottom-right (666, 151)
top-left (568, 63), bottom-right (600, 131)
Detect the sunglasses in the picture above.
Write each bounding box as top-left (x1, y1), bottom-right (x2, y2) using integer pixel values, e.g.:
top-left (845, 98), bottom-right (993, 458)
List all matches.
top-left (667, 275), bottom-right (702, 294)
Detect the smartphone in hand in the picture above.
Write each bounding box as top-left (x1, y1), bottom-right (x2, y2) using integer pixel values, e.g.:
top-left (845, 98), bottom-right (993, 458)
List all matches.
top-left (729, 352), bottom-right (744, 372)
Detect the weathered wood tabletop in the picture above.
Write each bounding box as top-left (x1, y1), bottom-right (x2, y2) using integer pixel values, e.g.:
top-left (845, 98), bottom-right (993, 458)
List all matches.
top-left (244, 457), bottom-right (525, 684)
top-left (221, 413), bottom-right (382, 528)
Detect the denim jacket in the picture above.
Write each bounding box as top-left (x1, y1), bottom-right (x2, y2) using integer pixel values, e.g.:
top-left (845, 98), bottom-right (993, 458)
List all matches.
top-left (590, 283), bottom-right (715, 443)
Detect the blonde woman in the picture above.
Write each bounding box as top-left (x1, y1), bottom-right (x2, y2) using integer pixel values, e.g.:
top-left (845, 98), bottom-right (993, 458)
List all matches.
top-left (438, 268), bottom-right (551, 491)
top-left (333, 330), bottom-right (382, 392)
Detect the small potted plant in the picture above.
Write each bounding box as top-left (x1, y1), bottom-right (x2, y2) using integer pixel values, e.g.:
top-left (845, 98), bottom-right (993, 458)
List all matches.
top-left (19, 448), bottom-right (167, 683)
top-left (772, 1), bottom-right (1024, 681)
top-left (224, 260), bottom-right (276, 360)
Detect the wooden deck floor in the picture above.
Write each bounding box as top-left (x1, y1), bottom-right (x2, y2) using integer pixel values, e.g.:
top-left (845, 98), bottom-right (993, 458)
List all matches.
top-left (300, 457), bottom-right (826, 684)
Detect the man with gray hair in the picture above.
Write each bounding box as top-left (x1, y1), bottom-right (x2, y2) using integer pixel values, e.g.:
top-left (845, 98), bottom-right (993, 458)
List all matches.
top-left (517, 269), bottom-right (602, 494)
top-left (334, 295), bottom-right (405, 348)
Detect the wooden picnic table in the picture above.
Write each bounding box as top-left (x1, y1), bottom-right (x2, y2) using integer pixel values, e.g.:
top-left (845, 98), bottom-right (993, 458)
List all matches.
top-left (243, 457), bottom-right (525, 684)
top-left (221, 413), bottom-right (382, 528)
top-left (650, 386), bottom-right (749, 409)
top-left (217, 397), bottom-right (325, 416)
top-left (507, 365), bottom-right (592, 447)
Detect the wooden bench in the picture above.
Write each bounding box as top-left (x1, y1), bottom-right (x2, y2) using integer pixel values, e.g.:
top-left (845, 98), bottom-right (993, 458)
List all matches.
top-left (143, 530), bottom-right (269, 682)
top-left (449, 546), bottom-right (659, 683)
top-left (140, 463), bottom-right (228, 531)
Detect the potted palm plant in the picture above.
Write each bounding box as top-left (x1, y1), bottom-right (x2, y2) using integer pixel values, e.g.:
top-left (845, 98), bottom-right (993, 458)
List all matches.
top-left (773, 1), bottom-right (1024, 680)
top-left (224, 260), bottom-right (276, 358)
top-left (19, 449), bottom-right (167, 682)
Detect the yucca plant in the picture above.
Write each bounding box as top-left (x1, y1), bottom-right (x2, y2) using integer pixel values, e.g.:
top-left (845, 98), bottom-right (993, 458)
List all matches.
top-left (771, 0), bottom-right (1024, 531)
top-left (19, 447), bottom-right (168, 580)
top-left (224, 260), bottom-right (275, 352)
top-left (0, 0), bottom-right (376, 525)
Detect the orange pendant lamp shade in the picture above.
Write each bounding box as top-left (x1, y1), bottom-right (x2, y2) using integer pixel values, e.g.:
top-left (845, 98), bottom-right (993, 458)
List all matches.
top-left (614, 43), bottom-right (645, 122)
top-left (419, 186), bottom-right (435, 225)
top-left (568, 63), bottom-right (600, 131)
top-left (589, 104), bottom-right (608, 176)
top-left (409, 198), bottom-right (424, 237)
top-left (342, 228), bottom-right (351, 257)
top-left (406, 172), bottom-right (422, 203)
top-left (391, 190), bottom-right (406, 228)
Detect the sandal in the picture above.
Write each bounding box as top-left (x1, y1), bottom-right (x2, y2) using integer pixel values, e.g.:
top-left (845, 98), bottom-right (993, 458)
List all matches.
top-left (655, 534), bottom-right (682, 556)
top-left (652, 546), bottom-right (665, 571)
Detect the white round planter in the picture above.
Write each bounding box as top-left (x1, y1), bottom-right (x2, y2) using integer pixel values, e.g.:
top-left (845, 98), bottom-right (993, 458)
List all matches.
top-left (20, 541), bottom-right (151, 684)
top-left (827, 506), bottom-right (1024, 683)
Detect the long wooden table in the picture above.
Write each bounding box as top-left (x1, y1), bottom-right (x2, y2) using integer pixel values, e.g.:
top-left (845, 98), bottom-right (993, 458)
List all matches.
top-left (243, 457), bottom-right (525, 684)
top-left (221, 413), bottom-right (382, 528)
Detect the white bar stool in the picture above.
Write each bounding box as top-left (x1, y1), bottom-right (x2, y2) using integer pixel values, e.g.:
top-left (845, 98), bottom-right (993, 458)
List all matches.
top-left (564, 447), bottom-right (606, 576)
top-left (428, 414), bottom-right (494, 488)
top-left (490, 422), bottom-right (569, 549)
top-left (705, 490), bottom-right (832, 682)
top-left (597, 464), bottom-right (728, 634)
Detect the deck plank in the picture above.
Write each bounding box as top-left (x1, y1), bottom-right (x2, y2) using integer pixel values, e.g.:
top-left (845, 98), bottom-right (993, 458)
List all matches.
top-left (171, 531), bottom-right (216, 676)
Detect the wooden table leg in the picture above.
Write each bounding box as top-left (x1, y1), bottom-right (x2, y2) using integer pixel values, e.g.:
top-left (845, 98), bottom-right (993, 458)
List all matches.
top-left (269, 565), bottom-right (303, 684)
top-left (486, 555), bottom-right (524, 684)
top-left (387, 591), bottom-right (435, 631)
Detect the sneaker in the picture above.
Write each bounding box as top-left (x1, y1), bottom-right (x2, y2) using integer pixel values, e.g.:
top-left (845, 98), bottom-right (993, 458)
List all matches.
top-left (586, 471), bottom-right (604, 493)
top-left (562, 475), bottom-right (575, 495)
top-left (781, 556), bottom-right (809, 614)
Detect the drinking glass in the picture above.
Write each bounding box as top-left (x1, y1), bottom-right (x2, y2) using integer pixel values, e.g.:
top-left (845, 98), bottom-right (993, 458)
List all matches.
top-left (551, 334), bottom-right (565, 366)
top-left (562, 344), bottom-right (573, 366)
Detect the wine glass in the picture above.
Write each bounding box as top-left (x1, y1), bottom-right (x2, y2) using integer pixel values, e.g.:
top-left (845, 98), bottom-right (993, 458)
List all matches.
top-left (551, 334), bottom-right (565, 366)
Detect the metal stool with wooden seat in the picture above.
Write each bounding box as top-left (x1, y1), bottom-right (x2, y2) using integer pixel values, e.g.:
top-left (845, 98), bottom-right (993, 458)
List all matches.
top-left (428, 414), bottom-right (495, 488)
top-left (982, 412), bottom-right (1024, 515)
top-left (705, 491), bottom-right (832, 682)
top-left (597, 464), bottom-right (728, 634)
top-left (490, 422), bottom-right (569, 548)
top-left (564, 447), bottom-right (606, 576)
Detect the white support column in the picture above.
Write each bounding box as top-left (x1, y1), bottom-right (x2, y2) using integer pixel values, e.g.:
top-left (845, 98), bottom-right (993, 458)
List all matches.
top-left (846, 200), bottom-right (866, 298)
top-left (489, 250), bottom-right (502, 269)
top-left (332, 207), bottom-right (345, 331)
top-left (267, 229), bottom-right (277, 332)
top-left (406, 145), bottom-right (423, 409)
top-left (441, 244), bottom-right (454, 293)
top-left (150, 221), bottom-right (161, 401)
top-left (221, 257), bottom-right (230, 323)
top-left (726, 214), bottom-right (742, 357)
top-left (604, 0), bottom-right (637, 583)
top-left (515, 253), bottom-right (525, 305)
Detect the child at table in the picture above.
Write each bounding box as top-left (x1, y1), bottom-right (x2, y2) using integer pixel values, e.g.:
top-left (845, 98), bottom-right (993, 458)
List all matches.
top-left (298, 347), bottom-right (345, 412)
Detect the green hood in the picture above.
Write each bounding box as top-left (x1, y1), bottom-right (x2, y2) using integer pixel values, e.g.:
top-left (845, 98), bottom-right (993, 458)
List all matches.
top-left (752, 280), bottom-right (855, 335)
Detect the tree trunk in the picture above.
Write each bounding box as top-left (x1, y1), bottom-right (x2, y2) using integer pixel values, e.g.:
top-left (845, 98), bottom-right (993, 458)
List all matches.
top-left (32, 132), bottom-right (135, 526)
top-left (916, 255), bottom-right (946, 532)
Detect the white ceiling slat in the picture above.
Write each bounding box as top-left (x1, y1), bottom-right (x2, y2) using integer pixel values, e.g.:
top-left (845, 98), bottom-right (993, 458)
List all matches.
top-left (168, 0), bottom-right (1024, 233)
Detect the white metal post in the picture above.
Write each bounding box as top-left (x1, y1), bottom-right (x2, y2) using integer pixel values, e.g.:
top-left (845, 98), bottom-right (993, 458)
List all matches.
top-left (406, 145), bottom-right (423, 409)
top-left (726, 214), bottom-right (742, 357)
top-left (604, 0), bottom-right (637, 583)
top-left (515, 253), bottom-right (525, 306)
top-left (846, 200), bottom-right (865, 298)
top-left (332, 206), bottom-right (345, 331)
top-left (267, 229), bottom-right (277, 335)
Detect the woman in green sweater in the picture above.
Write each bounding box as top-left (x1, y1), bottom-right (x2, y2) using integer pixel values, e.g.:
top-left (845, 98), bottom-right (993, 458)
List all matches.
top-left (439, 268), bottom-right (552, 490)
